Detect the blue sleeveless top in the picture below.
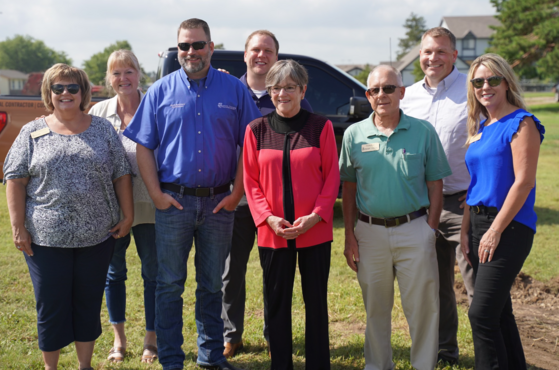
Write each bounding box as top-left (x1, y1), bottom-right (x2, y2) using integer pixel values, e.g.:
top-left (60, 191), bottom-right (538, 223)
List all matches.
top-left (465, 109), bottom-right (545, 233)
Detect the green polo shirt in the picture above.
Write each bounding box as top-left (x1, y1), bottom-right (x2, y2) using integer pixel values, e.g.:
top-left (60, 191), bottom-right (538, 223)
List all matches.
top-left (339, 111), bottom-right (452, 218)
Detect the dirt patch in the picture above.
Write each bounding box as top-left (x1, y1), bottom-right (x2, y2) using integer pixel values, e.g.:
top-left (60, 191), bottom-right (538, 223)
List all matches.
top-left (455, 272), bottom-right (559, 369)
top-left (525, 96), bottom-right (556, 106)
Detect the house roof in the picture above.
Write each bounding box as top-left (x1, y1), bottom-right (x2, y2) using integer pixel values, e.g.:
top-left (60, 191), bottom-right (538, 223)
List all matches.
top-left (0, 69), bottom-right (28, 79)
top-left (379, 43), bottom-right (421, 72)
top-left (440, 16), bottom-right (501, 39)
top-left (336, 64), bottom-right (370, 73)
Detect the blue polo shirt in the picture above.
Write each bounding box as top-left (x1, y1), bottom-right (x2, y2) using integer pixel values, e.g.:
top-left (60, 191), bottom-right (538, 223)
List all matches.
top-left (124, 66), bottom-right (262, 188)
top-left (239, 73), bottom-right (313, 115)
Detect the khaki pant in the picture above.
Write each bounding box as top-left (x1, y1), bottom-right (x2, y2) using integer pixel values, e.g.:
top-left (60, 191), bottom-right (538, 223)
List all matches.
top-left (355, 215), bottom-right (439, 370)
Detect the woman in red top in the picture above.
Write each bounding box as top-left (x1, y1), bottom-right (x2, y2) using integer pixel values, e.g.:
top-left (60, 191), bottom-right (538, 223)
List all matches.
top-left (243, 59), bottom-right (340, 370)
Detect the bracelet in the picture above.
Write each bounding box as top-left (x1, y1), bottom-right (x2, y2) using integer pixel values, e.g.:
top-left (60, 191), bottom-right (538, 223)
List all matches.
top-left (489, 226), bottom-right (501, 234)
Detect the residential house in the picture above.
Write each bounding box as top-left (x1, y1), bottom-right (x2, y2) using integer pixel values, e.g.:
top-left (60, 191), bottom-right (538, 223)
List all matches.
top-left (336, 64), bottom-right (371, 77)
top-left (381, 15), bottom-right (501, 86)
top-left (0, 70), bottom-right (29, 95)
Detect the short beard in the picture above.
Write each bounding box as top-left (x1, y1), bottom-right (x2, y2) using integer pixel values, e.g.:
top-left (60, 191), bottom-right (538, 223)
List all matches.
top-left (179, 55), bottom-right (206, 75)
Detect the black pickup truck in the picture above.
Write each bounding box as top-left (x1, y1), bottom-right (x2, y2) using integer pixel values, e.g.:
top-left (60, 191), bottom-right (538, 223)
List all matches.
top-left (157, 48), bottom-right (372, 154)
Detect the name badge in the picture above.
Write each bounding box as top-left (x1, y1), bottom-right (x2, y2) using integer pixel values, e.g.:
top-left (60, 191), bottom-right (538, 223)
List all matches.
top-left (471, 133), bottom-right (482, 143)
top-left (30, 127), bottom-right (50, 139)
top-left (362, 143), bottom-right (380, 152)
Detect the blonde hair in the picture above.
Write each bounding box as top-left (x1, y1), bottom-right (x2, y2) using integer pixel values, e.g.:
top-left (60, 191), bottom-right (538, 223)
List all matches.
top-left (105, 49), bottom-right (142, 92)
top-left (466, 53), bottom-right (527, 145)
top-left (41, 63), bottom-right (91, 112)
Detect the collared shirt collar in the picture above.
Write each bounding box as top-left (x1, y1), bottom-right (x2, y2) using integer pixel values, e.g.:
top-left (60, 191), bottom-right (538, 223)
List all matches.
top-left (365, 109), bottom-right (410, 137)
top-left (180, 65), bottom-right (215, 89)
top-left (240, 73), bottom-right (270, 99)
top-left (107, 90), bottom-right (145, 131)
top-left (421, 66), bottom-right (459, 93)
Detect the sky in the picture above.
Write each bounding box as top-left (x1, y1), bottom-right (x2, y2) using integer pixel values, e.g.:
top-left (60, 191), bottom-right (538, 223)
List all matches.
top-left (0, 0), bottom-right (496, 73)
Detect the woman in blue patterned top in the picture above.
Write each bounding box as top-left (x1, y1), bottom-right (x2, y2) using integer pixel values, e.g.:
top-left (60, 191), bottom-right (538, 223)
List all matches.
top-left (4, 64), bottom-right (133, 370)
top-left (461, 53), bottom-right (545, 369)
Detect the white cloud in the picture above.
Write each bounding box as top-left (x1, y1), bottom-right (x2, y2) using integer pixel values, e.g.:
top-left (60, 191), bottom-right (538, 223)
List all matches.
top-left (0, 0), bottom-right (495, 73)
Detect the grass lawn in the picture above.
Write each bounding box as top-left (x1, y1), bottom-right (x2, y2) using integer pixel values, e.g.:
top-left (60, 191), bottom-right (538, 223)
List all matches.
top-left (0, 103), bottom-right (557, 369)
top-left (523, 92), bottom-right (554, 98)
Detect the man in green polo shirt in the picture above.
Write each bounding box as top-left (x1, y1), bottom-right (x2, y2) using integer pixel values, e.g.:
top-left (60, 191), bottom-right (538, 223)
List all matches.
top-left (339, 65), bottom-right (451, 370)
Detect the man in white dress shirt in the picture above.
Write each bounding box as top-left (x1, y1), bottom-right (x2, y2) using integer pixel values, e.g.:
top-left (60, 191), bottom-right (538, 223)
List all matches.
top-left (400, 27), bottom-right (474, 366)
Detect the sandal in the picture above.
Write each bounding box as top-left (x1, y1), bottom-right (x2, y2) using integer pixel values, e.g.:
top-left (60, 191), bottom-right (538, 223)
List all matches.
top-left (141, 344), bottom-right (158, 364)
top-left (108, 346), bottom-right (126, 363)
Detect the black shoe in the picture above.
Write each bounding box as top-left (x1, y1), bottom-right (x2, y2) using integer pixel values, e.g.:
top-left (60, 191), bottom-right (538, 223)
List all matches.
top-left (199, 360), bottom-right (244, 370)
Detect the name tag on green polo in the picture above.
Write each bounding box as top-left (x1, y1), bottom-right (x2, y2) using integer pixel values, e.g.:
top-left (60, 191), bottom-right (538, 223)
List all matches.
top-left (361, 143), bottom-right (380, 152)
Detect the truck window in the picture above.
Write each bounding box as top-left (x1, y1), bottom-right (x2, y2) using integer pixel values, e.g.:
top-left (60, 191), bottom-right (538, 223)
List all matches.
top-left (305, 65), bottom-right (353, 116)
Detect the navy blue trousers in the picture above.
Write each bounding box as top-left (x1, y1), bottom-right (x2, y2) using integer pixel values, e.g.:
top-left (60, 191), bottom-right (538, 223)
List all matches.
top-left (25, 238), bottom-right (115, 351)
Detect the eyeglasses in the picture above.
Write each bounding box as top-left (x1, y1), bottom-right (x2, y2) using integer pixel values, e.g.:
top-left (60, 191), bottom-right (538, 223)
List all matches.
top-left (470, 76), bottom-right (505, 89)
top-left (366, 85), bottom-right (400, 96)
top-left (269, 85), bottom-right (300, 95)
top-left (51, 84), bottom-right (80, 95)
top-left (177, 41), bottom-right (208, 51)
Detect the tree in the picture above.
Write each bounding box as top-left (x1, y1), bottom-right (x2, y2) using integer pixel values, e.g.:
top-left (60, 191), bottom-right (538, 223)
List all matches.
top-left (214, 43), bottom-right (225, 50)
top-left (0, 35), bottom-right (72, 73)
top-left (353, 64), bottom-right (372, 85)
top-left (397, 13), bottom-right (427, 60)
top-left (411, 59), bottom-right (425, 82)
top-left (83, 40), bottom-right (134, 86)
top-left (489, 0), bottom-right (559, 80)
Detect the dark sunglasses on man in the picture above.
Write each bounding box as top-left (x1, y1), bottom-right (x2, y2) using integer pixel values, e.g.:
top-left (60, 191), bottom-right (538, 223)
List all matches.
top-left (51, 84), bottom-right (80, 95)
top-left (177, 41), bottom-right (208, 51)
top-left (367, 85), bottom-right (400, 96)
top-left (470, 76), bottom-right (505, 89)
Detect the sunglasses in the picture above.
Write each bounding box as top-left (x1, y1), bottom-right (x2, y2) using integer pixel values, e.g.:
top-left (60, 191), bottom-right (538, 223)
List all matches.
top-left (470, 76), bottom-right (505, 89)
top-left (177, 41), bottom-right (208, 51)
top-left (51, 84), bottom-right (80, 95)
top-left (367, 85), bottom-right (399, 96)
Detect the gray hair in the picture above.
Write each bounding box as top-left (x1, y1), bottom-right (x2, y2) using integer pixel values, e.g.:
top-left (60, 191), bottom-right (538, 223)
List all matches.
top-left (367, 65), bottom-right (403, 87)
top-left (265, 59), bottom-right (308, 90)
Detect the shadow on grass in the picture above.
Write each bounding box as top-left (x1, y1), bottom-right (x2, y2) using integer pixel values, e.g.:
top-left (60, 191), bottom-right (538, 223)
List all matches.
top-left (530, 104), bottom-right (559, 114)
top-left (535, 206), bottom-right (559, 226)
top-left (287, 336), bottom-right (476, 369)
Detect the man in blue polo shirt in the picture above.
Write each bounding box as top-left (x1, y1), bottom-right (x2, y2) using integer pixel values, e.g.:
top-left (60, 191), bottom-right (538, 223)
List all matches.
top-left (124, 18), bottom-right (261, 370)
top-left (221, 29), bottom-right (312, 359)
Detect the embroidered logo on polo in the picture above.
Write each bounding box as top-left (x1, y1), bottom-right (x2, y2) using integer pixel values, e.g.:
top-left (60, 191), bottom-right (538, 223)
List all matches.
top-left (218, 103), bottom-right (236, 110)
top-left (170, 103), bottom-right (185, 108)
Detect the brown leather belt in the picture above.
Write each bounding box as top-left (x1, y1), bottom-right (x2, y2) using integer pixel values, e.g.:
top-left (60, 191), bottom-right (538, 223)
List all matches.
top-left (161, 182), bottom-right (230, 197)
top-left (358, 208), bottom-right (427, 228)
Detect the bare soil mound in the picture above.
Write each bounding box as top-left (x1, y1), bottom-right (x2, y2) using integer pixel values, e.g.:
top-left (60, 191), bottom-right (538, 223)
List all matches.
top-left (455, 272), bottom-right (559, 369)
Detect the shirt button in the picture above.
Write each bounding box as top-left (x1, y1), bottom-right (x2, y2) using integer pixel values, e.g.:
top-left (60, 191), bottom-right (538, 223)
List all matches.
top-left (198, 131), bottom-right (201, 134)
top-left (198, 113), bottom-right (200, 115)
top-left (198, 150), bottom-right (201, 153)
top-left (197, 95), bottom-right (200, 97)
top-left (198, 185), bottom-right (201, 187)
top-left (199, 169), bottom-right (201, 172)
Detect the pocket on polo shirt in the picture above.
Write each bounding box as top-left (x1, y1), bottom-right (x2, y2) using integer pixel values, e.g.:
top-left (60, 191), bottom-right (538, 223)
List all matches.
top-left (401, 153), bottom-right (424, 180)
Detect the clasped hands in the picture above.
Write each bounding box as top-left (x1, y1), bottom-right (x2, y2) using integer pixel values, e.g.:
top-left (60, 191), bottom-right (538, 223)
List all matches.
top-left (266, 213), bottom-right (321, 239)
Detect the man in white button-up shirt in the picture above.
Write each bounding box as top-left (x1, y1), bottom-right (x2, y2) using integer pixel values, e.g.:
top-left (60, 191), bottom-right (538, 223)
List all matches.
top-left (400, 27), bottom-right (474, 366)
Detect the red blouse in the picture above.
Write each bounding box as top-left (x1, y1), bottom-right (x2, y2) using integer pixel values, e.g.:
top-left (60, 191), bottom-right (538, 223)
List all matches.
top-left (243, 113), bottom-right (340, 249)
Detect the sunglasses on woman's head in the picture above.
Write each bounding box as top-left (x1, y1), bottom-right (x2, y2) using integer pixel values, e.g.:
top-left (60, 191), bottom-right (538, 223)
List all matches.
top-left (177, 41), bottom-right (208, 51)
top-left (470, 76), bottom-right (504, 89)
top-left (51, 84), bottom-right (80, 95)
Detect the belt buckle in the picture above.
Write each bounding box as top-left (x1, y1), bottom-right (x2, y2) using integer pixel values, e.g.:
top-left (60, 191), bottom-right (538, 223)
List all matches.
top-left (195, 188), bottom-right (209, 197)
top-left (384, 217), bottom-right (399, 228)
top-left (473, 205), bottom-right (481, 214)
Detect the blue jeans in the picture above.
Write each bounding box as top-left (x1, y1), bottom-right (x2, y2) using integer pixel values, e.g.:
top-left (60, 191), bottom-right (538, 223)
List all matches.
top-left (105, 223), bottom-right (158, 331)
top-left (155, 190), bottom-right (235, 370)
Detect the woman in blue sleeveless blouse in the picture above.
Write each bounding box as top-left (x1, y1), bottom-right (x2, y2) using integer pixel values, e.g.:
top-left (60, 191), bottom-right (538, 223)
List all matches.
top-left (461, 53), bottom-right (545, 370)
